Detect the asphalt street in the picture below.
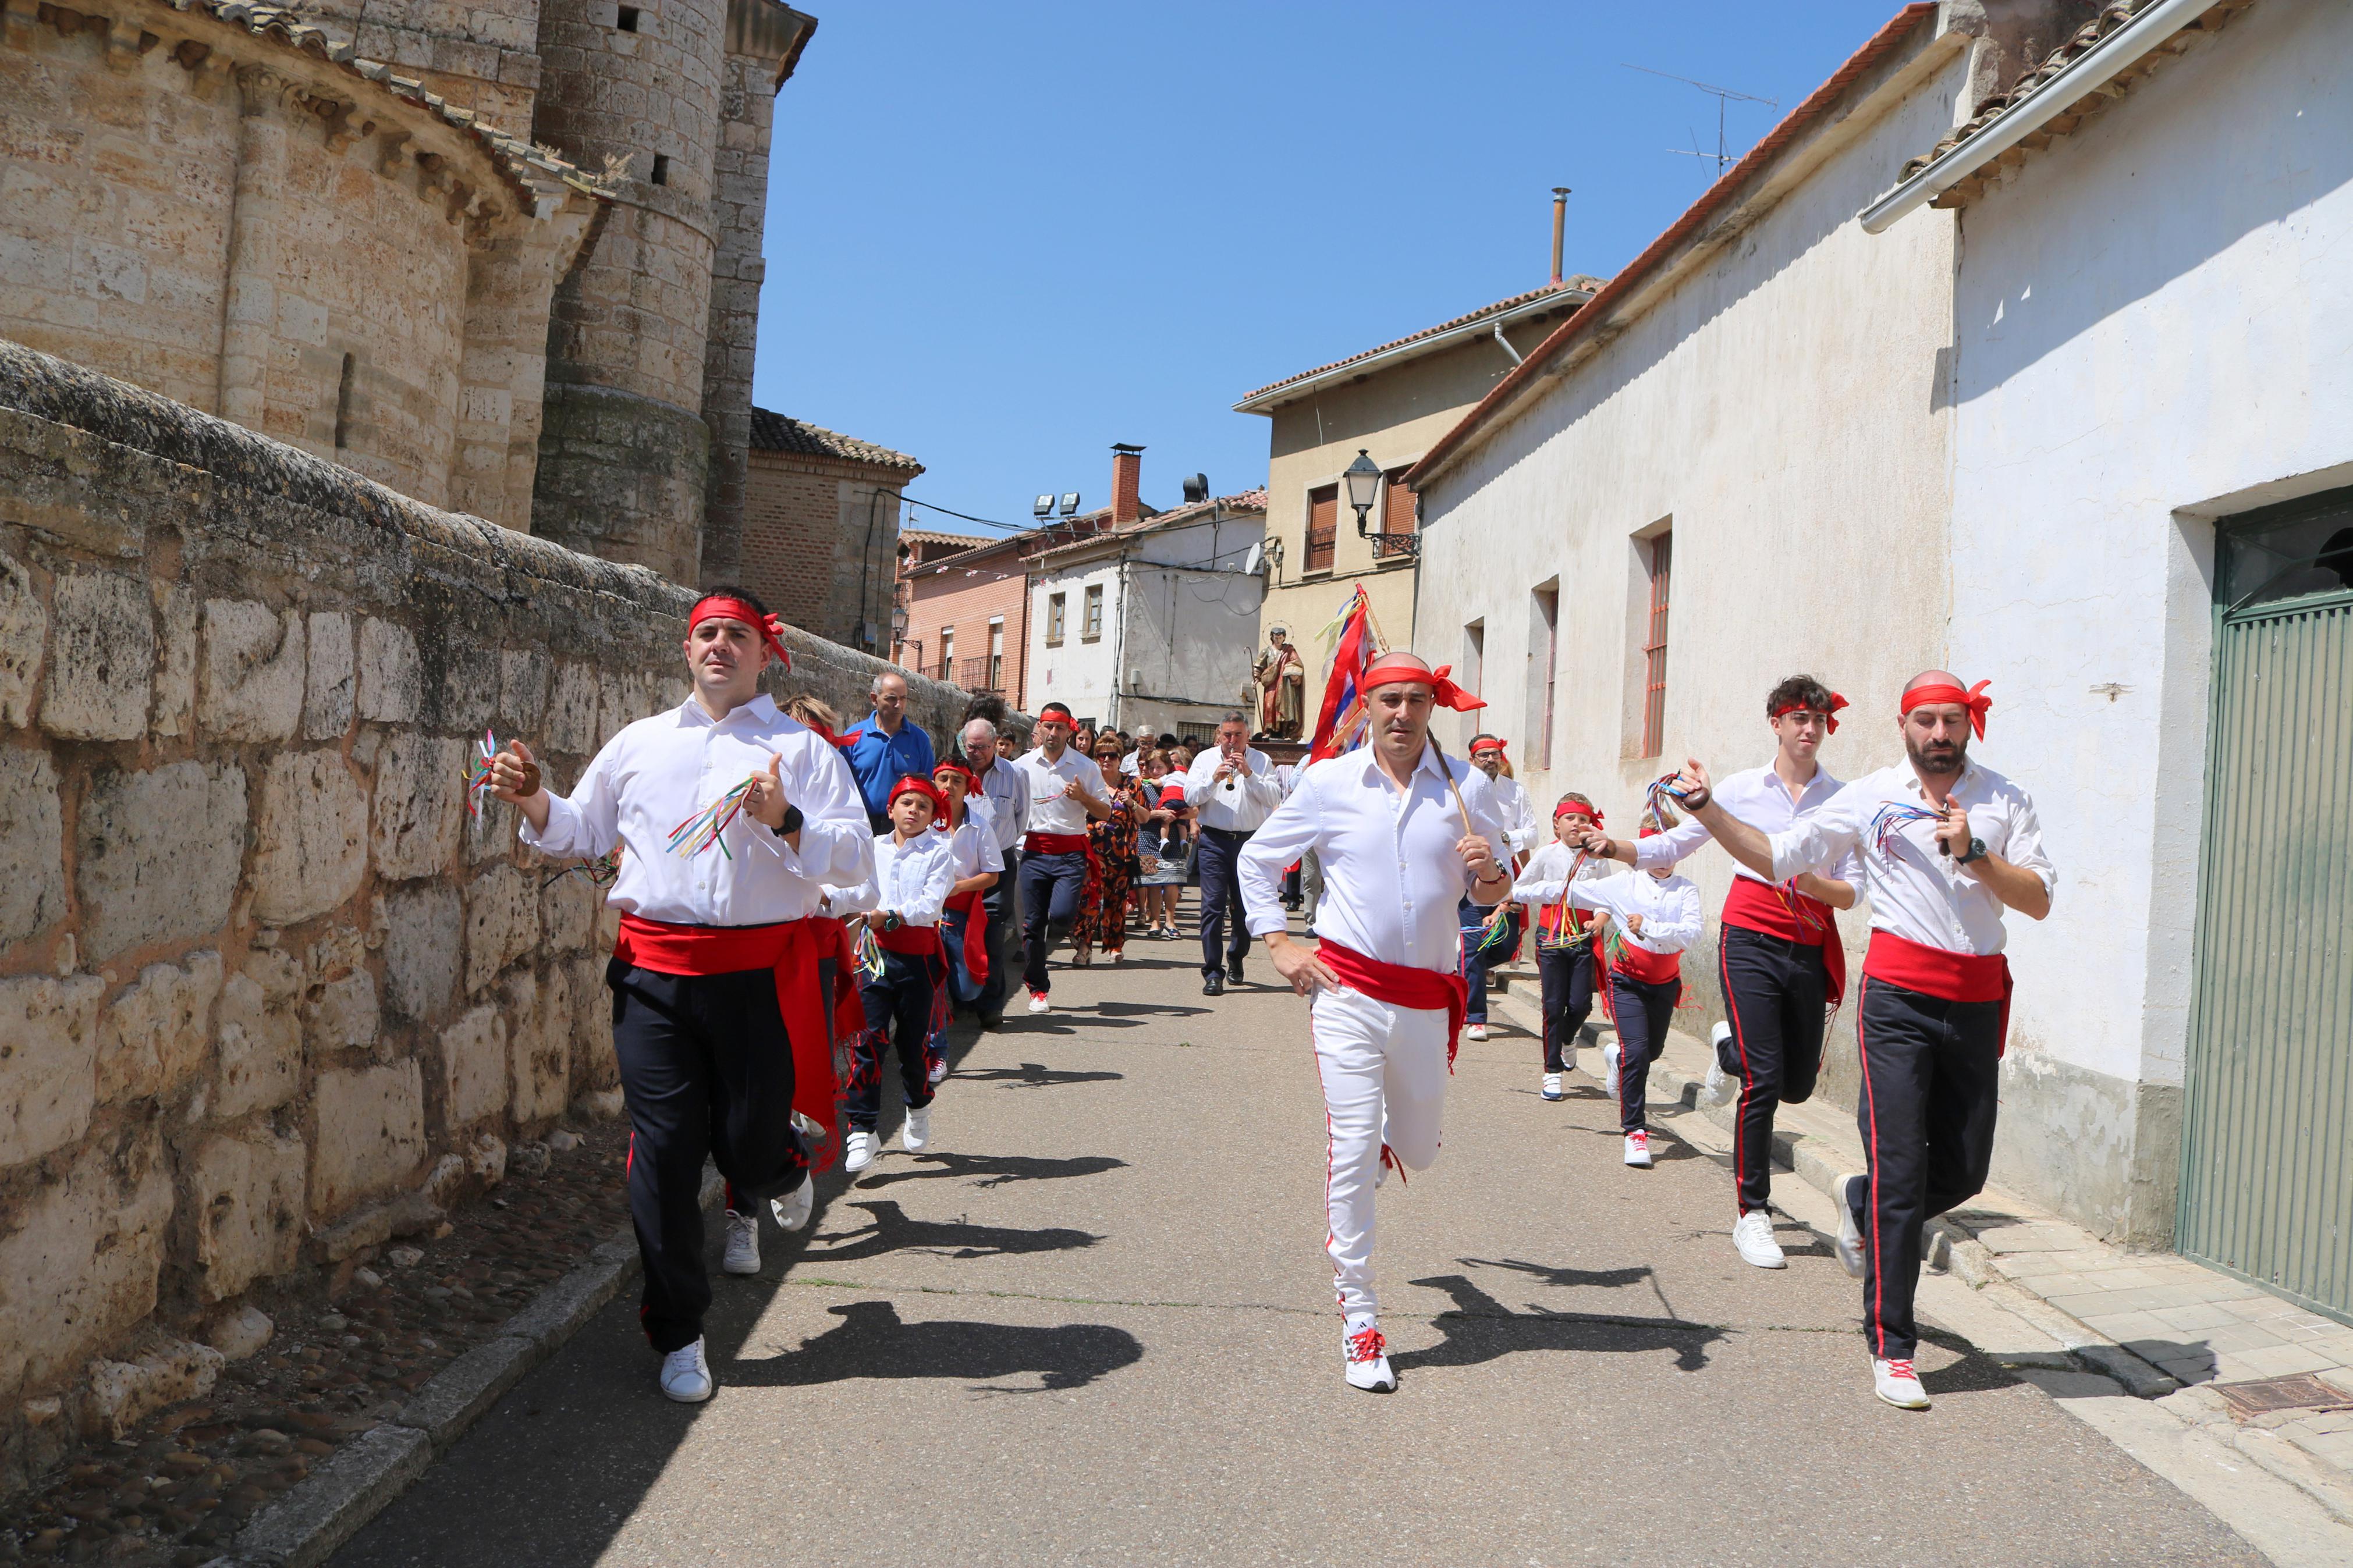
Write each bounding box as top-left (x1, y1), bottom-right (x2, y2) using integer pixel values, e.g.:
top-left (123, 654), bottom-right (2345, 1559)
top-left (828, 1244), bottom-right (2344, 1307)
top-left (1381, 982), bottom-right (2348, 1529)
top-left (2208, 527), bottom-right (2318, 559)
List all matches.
top-left (333, 934), bottom-right (2266, 1568)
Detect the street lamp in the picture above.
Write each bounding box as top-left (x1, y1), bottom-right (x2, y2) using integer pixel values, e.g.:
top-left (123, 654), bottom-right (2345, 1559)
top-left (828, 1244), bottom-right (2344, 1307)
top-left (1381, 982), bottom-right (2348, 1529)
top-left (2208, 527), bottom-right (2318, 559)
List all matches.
top-left (1344, 448), bottom-right (1417, 559)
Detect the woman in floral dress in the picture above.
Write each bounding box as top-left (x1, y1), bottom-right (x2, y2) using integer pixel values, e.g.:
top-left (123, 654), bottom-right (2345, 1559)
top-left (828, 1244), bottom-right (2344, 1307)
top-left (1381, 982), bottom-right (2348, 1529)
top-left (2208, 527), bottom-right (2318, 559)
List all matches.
top-left (1071, 730), bottom-right (1142, 965)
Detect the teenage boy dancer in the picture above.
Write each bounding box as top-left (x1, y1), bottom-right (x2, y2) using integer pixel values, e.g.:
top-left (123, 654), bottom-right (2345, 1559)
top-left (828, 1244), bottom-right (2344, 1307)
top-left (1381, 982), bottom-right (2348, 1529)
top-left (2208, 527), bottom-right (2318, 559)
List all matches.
top-left (1577, 675), bottom-right (1859, 1270)
top-left (840, 776), bottom-right (960, 1174)
top-left (1665, 671), bottom-right (2054, 1410)
top-left (492, 588), bottom-right (870, 1403)
top-left (1237, 652), bottom-right (1509, 1392)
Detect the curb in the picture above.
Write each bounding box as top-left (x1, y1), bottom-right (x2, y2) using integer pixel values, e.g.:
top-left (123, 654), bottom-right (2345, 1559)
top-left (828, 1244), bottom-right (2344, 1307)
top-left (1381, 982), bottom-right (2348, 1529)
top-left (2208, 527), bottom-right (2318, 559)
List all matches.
top-left (1486, 984), bottom-right (2182, 1400)
top-left (201, 1169), bottom-right (723, 1568)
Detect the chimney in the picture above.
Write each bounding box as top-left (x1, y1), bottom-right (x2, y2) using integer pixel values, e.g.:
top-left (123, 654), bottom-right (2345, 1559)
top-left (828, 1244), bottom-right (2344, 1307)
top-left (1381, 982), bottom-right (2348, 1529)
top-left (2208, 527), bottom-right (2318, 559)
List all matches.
top-left (1550, 187), bottom-right (1570, 285)
top-left (1110, 443), bottom-right (1145, 526)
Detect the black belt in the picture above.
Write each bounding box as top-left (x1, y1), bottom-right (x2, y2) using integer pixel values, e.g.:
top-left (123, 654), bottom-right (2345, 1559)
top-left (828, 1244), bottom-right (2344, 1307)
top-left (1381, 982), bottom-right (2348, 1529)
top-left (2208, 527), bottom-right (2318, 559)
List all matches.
top-left (1201, 825), bottom-right (1254, 840)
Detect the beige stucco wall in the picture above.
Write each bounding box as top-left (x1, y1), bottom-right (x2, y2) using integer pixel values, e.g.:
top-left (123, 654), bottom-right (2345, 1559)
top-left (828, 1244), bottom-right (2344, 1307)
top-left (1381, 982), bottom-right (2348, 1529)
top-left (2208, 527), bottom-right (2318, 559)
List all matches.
top-left (1413, 38), bottom-right (1974, 1110)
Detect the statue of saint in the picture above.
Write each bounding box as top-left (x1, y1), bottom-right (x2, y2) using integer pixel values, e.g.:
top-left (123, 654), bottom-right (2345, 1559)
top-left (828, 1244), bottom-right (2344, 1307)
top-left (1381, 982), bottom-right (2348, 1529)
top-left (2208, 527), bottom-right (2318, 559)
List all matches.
top-left (1251, 624), bottom-right (1305, 740)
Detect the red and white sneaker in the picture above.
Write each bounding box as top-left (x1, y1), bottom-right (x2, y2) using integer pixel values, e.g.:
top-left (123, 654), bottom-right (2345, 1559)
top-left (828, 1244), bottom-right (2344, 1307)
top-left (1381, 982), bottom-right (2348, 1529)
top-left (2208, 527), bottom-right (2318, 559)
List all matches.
top-left (1623, 1130), bottom-right (1653, 1168)
top-left (1027, 990), bottom-right (1051, 1015)
top-left (1873, 1356), bottom-right (1930, 1410)
top-left (1343, 1315), bottom-right (1396, 1392)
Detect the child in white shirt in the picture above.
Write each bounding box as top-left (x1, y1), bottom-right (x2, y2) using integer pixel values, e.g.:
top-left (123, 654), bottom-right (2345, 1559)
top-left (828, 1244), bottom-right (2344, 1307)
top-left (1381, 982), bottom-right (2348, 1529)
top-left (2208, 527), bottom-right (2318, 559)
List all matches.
top-left (843, 776), bottom-right (960, 1174)
top-left (1509, 792), bottom-right (1616, 1100)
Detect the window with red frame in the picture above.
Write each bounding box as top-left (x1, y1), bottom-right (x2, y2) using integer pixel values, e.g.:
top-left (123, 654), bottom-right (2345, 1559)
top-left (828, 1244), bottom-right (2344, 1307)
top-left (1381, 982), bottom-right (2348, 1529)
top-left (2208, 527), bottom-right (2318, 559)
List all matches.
top-left (1304, 485), bottom-right (1338, 573)
top-left (1640, 532), bottom-right (1672, 758)
top-left (1373, 470), bottom-right (1417, 560)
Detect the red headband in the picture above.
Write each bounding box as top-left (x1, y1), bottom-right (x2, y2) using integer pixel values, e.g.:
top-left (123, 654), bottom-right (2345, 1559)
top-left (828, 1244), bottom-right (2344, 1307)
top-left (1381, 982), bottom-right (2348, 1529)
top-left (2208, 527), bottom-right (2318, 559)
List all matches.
top-left (1469, 737), bottom-right (1507, 756)
top-left (888, 775), bottom-right (948, 817)
top-left (1900, 680), bottom-right (1992, 740)
top-left (1770, 692), bottom-right (1850, 734)
top-left (801, 717), bottom-right (863, 749)
top-left (1359, 652), bottom-right (1487, 713)
top-left (1038, 702), bottom-right (1076, 725)
top-left (932, 762), bottom-right (982, 798)
top-left (688, 596), bottom-right (792, 671)
top-left (1553, 800), bottom-right (1602, 824)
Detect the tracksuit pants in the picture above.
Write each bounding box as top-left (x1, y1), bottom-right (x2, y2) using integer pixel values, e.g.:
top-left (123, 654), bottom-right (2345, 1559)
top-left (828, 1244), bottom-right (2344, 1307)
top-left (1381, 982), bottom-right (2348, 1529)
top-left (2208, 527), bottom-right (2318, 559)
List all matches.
top-left (608, 961), bottom-right (810, 1355)
top-left (1850, 975), bottom-right (2003, 1361)
top-left (1310, 985), bottom-right (1450, 1318)
top-left (1607, 970), bottom-right (1681, 1135)
top-left (1018, 849), bottom-right (1087, 994)
top-left (1194, 827), bottom-right (1254, 978)
top-left (1535, 941), bottom-right (1598, 1072)
top-left (849, 949), bottom-right (941, 1130)
top-left (977, 850), bottom-right (1017, 1019)
top-left (1719, 926), bottom-right (1830, 1215)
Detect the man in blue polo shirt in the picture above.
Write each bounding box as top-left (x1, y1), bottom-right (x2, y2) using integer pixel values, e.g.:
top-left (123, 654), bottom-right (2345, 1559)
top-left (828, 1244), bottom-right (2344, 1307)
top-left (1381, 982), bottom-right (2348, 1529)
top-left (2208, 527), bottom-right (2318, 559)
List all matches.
top-left (845, 669), bottom-right (936, 830)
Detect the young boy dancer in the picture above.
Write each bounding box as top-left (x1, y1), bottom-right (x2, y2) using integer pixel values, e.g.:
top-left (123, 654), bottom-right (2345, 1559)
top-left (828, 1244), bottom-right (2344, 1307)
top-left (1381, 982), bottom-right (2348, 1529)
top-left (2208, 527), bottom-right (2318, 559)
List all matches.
top-left (1518, 815), bottom-right (1702, 1168)
top-left (840, 776), bottom-right (961, 1174)
top-left (1510, 793), bottom-right (1612, 1101)
top-left (491, 588), bottom-right (871, 1404)
top-left (1237, 652), bottom-right (1510, 1393)
top-left (925, 759), bottom-right (1001, 1085)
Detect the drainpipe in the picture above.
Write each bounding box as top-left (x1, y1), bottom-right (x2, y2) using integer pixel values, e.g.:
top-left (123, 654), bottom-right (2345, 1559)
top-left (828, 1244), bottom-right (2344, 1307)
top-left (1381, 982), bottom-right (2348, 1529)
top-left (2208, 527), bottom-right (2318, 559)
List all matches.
top-left (1492, 321), bottom-right (1524, 367)
top-left (1108, 554), bottom-right (1130, 732)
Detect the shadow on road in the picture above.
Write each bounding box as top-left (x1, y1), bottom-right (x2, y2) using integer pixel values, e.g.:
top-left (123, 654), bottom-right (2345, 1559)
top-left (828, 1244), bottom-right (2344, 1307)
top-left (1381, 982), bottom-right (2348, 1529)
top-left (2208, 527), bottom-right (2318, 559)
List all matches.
top-left (858, 1151), bottom-right (1130, 1189)
top-left (1093, 999), bottom-right (1211, 1019)
top-left (803, 1199), bottom-right (1103, 1263)
top-left (732, 1299), bottom-right (1142, 1393)
top-left (955, 1061), bottom-right (1127, 1088)
top-left (1391, 1273), bottom-right (1724, 1375)
top-left (1462, 1256), bottom-right (1658, 1291)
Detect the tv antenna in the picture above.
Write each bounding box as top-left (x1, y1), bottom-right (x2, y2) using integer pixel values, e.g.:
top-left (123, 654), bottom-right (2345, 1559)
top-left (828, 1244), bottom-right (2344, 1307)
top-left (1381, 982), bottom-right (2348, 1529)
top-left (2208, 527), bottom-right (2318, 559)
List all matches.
top-left (1623, 63), bottom-right (1777, 175)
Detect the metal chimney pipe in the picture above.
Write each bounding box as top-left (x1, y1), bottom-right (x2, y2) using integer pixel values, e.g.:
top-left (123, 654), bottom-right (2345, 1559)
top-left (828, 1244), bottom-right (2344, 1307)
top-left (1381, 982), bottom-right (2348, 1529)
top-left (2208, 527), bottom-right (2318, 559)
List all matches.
top-left (1550, 187), bottom-right (1570, 285)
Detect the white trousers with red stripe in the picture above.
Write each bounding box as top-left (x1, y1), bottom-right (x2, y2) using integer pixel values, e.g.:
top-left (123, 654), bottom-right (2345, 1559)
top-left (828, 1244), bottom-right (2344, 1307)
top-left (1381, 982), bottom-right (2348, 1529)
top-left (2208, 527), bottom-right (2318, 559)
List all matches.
top-left (1311, 984), bottom-right (1450, 1318)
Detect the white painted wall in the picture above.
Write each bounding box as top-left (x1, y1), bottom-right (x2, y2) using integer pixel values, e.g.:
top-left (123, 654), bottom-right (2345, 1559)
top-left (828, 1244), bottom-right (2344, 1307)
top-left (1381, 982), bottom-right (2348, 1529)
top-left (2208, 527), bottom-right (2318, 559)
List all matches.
top-left (1947, 0), bottom-right (2353, 1098)
top-left (1027, 555), bottom-right (1123, 730)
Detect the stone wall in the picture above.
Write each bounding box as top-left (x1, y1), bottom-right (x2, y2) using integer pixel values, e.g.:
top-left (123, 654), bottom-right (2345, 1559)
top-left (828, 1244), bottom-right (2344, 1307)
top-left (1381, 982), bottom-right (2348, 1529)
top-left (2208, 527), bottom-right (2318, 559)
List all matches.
top-left (0, 338), bottom-right (963, 1496)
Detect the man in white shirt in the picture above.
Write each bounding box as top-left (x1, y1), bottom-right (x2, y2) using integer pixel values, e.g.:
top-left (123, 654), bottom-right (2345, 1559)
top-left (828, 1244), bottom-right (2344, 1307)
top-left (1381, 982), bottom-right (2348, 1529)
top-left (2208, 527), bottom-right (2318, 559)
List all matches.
top-left (1460, 735), bottom-right (1539, 1040)
top-left (490, 586), bottom-right (872, 1405)
top-left (1669, 670), bottom-right (2055, 1411)
top-left (1579, 675), bottom-right (1860, 1270)
top-left (1237, 652), bottom-right (1510, 1393)
top-left (1010, 702), bottom-right (1112, 1012)
top-left (959, 717), bottom-right (1028, 1027)
top-left (842, 777), bottom-right (963, 1174)
top-left (1184, 712), bottom-right (1284, 995)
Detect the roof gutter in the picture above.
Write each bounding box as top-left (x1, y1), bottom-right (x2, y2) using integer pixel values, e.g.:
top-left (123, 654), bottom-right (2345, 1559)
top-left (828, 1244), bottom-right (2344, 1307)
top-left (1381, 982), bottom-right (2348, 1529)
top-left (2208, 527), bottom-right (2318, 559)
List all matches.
top-left (1857, 0), bottom-right (2209, 233)
top-left (1233, 288), bottom-right (1590, 414)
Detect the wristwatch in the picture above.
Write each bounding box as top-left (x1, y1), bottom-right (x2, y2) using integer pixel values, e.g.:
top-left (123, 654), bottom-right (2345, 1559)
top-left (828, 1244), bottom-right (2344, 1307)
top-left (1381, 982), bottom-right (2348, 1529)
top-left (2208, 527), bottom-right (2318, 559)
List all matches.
top-left (770, 803), bottom-right (804, 837)
top-left (1955, 836), bottom-right (1988, 866)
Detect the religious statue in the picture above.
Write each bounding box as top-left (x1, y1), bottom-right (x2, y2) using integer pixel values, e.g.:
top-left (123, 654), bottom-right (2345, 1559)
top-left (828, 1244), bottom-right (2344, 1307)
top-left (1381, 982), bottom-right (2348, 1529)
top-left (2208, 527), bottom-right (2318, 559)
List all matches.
top-left (1251, 624), bottom-right (1305, 740)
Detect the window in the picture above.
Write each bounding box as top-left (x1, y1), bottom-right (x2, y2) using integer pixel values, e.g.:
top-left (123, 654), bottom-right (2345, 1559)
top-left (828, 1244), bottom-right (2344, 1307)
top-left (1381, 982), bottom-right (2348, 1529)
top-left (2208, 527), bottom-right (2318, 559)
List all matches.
top-left (1046, 592), bottom-right (1066, 645)
top-left (615, 4), bottom-right (640, 29)
top-left (987, 618), bottom-right (1005, 692)
top-left (1304, 483), bottom-right (1337, 573)
top-left (2219, 485), bottom-right (2353, 612)
top-left (1640, 532), bottom-right (1672, 759)
top-left (649, 153), bottom-right (669, 187)
top-left (1176, 720), bottom-right (1217, 748)
top-left (1529, 581), bottom-right (1558, 765)
top-left (937, 625), bottom-right (954, 681)
top-left (1461, 619), bottom-right (1485, 746)
top-left (333, 351), bottom-right (354, 451)
top-left (1082, 583), bottom-right (1103, 640)
top-left (1374, 468), bottom-right (1417, 560)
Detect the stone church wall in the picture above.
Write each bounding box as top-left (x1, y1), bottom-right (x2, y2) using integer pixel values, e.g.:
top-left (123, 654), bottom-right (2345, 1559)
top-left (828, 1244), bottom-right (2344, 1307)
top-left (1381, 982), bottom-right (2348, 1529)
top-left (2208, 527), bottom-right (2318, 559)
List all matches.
top-left (0, 339), bottom-right (960, 1494)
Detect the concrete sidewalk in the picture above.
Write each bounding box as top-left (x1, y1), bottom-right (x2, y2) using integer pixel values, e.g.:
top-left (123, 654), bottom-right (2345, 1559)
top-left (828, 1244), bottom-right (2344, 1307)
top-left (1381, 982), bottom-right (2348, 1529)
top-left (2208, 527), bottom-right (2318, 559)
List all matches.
top-left (1486, 961), bottom-right (2353, 1538)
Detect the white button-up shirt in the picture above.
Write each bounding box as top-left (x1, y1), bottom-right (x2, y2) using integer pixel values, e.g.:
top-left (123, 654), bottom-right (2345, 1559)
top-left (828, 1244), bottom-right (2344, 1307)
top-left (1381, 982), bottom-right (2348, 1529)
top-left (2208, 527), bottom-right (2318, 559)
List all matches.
top-left (972, 758), bottom-right (1028, 855)
top-left (1516, 867), bottom-right (1705, 957)
top-left (1238, 745), bottom-right (1509, 970)
top-left (1635, 760), bottom-right (1861, 887)
top-left (1509, 839), bottom-right (1612, 914)
top-left (521, 693), bottom-right (871, 926)
top-left (1485, 773), bottom-right (1541, 856)
top-left (942, 812), bottom-right (1003, 881)
top-left (1012, 746), bottom-right (1102, 837)
top-left (1183, 744), bottom-right (1284, 832)
top-left (1763, 759), bottom-right (2056, 956)
top-left (869, 828), bottom-right (959, 929)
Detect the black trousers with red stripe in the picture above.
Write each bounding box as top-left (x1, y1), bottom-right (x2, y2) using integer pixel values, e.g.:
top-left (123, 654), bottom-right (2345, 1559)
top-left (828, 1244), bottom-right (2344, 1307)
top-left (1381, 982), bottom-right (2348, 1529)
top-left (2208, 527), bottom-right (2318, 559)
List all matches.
top-left (849, 948), bottom-right (940, 1129)
top-left (1607, 971), bottom-right (1681, 1135)
top-left (1535, 940), bottom-right (1598, 1072)
top-left (609, 961), bottom-right (810, 1355)
top-left (1851, 973), bottom-right (2003, 1361)
top-left (1719, 925), bottom-right (1829, 1214)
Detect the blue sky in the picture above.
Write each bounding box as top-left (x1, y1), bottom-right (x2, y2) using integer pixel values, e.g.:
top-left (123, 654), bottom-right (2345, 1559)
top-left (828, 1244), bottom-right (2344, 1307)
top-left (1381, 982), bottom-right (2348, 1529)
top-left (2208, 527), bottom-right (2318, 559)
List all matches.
top-left (757, 1), bottom-right (1908, 535)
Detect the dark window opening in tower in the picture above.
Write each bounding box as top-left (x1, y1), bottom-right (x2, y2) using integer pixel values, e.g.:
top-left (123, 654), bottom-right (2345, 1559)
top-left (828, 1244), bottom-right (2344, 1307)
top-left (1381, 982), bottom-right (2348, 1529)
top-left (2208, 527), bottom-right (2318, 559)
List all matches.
top-left (333, 351), bottom-right (354, 450)
top-left (650, 154), bottom-right (669, 186)
top-left (616, 5), bottom-right (640, 30)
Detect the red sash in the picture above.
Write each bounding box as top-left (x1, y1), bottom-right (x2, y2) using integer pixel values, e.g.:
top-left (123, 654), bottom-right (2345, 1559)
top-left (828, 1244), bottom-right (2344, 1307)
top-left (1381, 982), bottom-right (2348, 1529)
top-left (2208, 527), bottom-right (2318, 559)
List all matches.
top-left (1315, 939), bottom-right (1470, 1069)
top-left (1610, 939), bottom-right (1682, 987)
top-left (874, 922), bottom-right (945, 957)
top-left (1025, 832), bottom-right (1091, 855)
top-left (1862, 930), bottom-right (2014, 1057)
top-left (613, 913), bottom-right (848, 1155)
top-left (1722, 875), bottom-right (1847, 1010)
top-left (946, 888), bottom-right (989, 986)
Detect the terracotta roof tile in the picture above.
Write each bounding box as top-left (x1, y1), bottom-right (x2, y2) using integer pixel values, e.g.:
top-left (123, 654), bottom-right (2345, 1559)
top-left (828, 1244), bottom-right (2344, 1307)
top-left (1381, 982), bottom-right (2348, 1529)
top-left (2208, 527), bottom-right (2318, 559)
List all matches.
top-left (748, 407), bottom-right (924, 471)
top-left (1238, 280), bottom-right (1603, 407)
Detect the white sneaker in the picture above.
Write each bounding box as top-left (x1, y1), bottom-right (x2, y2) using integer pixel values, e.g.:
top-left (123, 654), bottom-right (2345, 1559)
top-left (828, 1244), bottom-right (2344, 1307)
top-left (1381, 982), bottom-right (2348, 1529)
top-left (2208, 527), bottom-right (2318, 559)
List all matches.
top-left (659, 1337), bottom-right (713, 1403)
top-left (770, 1178), bottom-right (813, 1233)
top-left (1836, 1173), bottom-right (1868, 1279)
top-left (927, 1055), bottom-right (949, 1086)
top-left (1541, 1072), bottom-right (1564, 1102)
top-left (1342, 1315), bottom-right (1396, 1392)
top-left (720, 1210), bottom-right (760, 1276)
top-left (1464, 1022), bottom-right (1489, 1042)
top-left (1702, 1022), bottom-right (1737, 1107)
top-left (902, 1105), bottom-right (932, 1153)
top-left (1027, 990), bottom-right (1050, 1015)
top-left (1601, 1041), bottom-right (1621, 1099)
top-left (1733, 1208), bottom-right (1787, 1269)
top-left (1873, 1356), bottom-right (1930, 1410)
top-left (843, 1128), bottom-right (879, 1174)
top-left (1623, 1130), bottom-right (1653, 1168)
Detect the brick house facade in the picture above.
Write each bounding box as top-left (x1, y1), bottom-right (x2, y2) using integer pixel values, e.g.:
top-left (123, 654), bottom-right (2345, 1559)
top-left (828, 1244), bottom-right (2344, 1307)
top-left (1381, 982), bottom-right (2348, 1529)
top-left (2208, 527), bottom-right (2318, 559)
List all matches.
top-left (741, 407), bottom-right (923, 653)
top-left (898, 531), bottom-right (1037, 707)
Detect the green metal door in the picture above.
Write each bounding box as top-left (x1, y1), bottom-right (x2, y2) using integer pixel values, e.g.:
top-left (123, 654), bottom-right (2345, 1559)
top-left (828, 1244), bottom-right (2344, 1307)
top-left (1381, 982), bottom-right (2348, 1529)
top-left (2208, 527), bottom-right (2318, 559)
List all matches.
top-left (2178, 488), bottom-right (2353, 1322)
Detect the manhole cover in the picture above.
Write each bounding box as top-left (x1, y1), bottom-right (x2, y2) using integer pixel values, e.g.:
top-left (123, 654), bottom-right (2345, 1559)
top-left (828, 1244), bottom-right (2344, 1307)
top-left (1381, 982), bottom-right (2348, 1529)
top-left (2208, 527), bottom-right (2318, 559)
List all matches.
top-left (2213, 1373), bottom-right (2353, 1420)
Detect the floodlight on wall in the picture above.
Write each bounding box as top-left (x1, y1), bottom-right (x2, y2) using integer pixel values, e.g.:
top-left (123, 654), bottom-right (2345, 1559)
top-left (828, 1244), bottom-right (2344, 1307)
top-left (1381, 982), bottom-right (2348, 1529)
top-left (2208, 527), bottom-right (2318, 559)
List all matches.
top-left (1033, 495), bottom-right (1055, 518)
top-left (1059, 492), bottom-right (1081, 517)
